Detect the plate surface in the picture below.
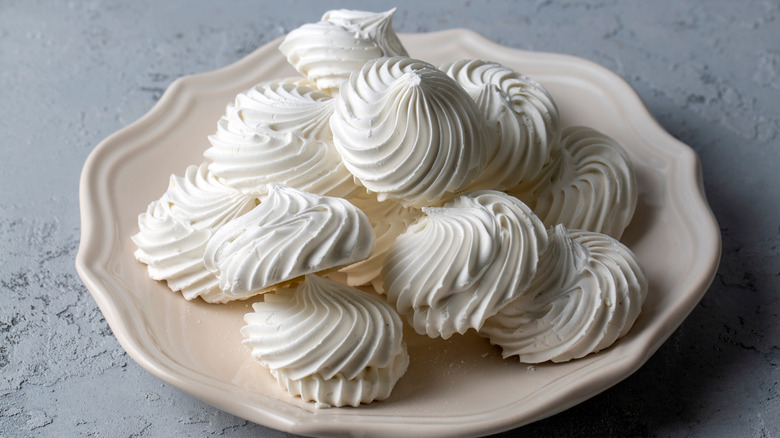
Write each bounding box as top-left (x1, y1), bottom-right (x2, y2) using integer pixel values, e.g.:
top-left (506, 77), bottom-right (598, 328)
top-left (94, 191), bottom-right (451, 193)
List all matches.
top-left (76, 29), bottom-right (720, 437)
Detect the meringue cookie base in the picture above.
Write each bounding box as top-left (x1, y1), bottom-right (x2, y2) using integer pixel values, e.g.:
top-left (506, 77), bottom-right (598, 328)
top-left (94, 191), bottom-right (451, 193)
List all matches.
top-left (270, 348), bottom-right (410, 408)
top-left (77, 29), bottom-right (720, 437)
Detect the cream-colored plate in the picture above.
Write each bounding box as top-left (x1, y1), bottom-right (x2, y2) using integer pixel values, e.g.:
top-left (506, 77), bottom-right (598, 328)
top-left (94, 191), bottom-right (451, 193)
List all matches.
top-left (76, 29), bottom-right (720, 437)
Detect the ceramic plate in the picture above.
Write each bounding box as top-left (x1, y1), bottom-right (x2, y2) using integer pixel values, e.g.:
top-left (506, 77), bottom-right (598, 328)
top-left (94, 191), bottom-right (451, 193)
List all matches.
top-left (76, 29), bottom-right (720, 437)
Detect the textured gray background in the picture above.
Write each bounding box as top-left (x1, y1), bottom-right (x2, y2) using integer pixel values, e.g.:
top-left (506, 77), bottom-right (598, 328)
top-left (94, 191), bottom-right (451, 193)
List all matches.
top-left (1, 0), bottom-right (778, 436)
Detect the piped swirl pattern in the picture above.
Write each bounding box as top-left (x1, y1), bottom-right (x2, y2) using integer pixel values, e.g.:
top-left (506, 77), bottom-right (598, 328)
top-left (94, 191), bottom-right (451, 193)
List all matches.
top-left (514, 126), bottom-right (638, 238)
top-left (132, 163), bottom-right (259, 302)
top-left (441, 59), bottom-right (561, 190)
top-left (202, 185), bottom-right (375, 300)
top-left (481, 224), bottom-right (647, 363)
top-left (279, 8), bottom-right (408, 94)
top-left (232, 78), bottom-right (334, 139)
top-left (330, 56), bottom-right (489, 207)
top-left (242, 274), bottom-right (408, 407)
top-left (382, 190), bottom-right (548, 339)
top-left (204, 102), bottom-right (358, 198)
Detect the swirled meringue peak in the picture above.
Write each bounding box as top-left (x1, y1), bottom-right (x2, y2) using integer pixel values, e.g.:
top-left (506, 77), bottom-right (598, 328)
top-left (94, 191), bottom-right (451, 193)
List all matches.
top-left (133, 200), bottom-right (219, 301)
top-left (203, 185), bottom-right (375, 301)
top-left (242, 274), bottom-right (408, 407)
top-left (382, 190), bottom-right (548, 339)
top-left (279, 8), bottom-right (408, 94)
top-left (331, 56), bottom-right (489, 207)
top-left (322, 8), bottom-right (407, 56)
top-left (339, 192), bottom-right (422, 291)
top-left (233, 78), bottom-right (334, 140)
top-left (204, 105), bottom-right (359, 199)
top-left (513, 126), bottom-right (638, 239)
top-left (165, 162), bottom-right (260, 230)
top-left (440, 59), bottom-right (561, 190)
top-left (481, 224), bottom-right (648, 363)
top-left (132, 163), bottom-right (260, 303)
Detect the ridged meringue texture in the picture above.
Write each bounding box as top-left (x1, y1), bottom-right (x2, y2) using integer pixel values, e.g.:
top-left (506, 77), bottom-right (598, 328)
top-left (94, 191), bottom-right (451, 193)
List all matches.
top-left (242, 274), bottom-right (409, 407)
top-left (480, 224), bottom-right (648, 363)
top-left (132, 163), bottom-right (259, 302)
top-left (279, 8), bottom-right (408, 94)
top-left (331, 56), bottom-right (489, 207)
top-left (513, 126), bottom-right (638, 239)
top-left (164, 162), bottom-right (261, 230)
top-left (339, 192), bottom-right (422, 291)
top-left (232, 78), bottom-right (334, 140)
top-left (382, 190), bottom-right (548, 339)
top-left (322, 8), bottom-right (407, 56)
top-left (204, 99), bottom-right (359, 199)
top-left (133, 200), bottom-right (216, 301)
top-left (440, 59), bottom-right (561, 190)
top-left (202, 185), bottom-right (375, 301)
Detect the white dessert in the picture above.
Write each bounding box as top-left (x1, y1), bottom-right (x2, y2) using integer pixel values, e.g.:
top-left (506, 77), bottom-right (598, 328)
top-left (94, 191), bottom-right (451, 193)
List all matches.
top-left (242, 274), bottom-right (409, 407)
top-left (132, 163), bottom-right (259, 302)
top-left (204, 80), bottom-right (359, 198)
top-left (202, 184), bottom-right (375, 301)
top-left (382, 190), bottom-right (548, 339)
top-left (133, 200), bottom-right (216, 301)
top-left (162, 162), bottom-right (261, 229)
top-left (330, 56), bottom-right (489, 207)
top-left (512, 126), bottom-right (638, 239)
top-left (279, 8), bottom-right (408, 95)
top-left (132, 8), bottom-right (649, 407)
top-left (231, 78), bottom-right (334, 139)
top-left (480, 224), bottom-right (647, 363)
top-left (322, 8), bottom-right (407, 57)
top-left (339, 192), bottom-right (422, 292)
top-left (440, 59), bottom-right (560, 190)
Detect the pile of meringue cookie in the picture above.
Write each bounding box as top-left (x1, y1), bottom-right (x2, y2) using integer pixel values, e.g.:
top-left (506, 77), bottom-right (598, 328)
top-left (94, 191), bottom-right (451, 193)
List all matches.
top-left (132, 8), bottom-right (648, 408)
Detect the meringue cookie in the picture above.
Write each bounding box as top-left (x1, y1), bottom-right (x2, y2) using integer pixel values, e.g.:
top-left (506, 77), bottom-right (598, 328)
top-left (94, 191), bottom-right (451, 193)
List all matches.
top-left (204, 104), bottom-right (359, 198)
top-left (339, 192), bottom-right (422, 291)
top-left (322, 8), bottom-right (407, 57)
top-left (480, 224), bottom-right (647, 363)
top-left (232, 78), bottom-right (334, 140)
top-left (132, 201), bottom-right (218, 301)
top-left (440, 59), bottom-right (560, 190)
top-left (203, 185), bottom-right (375, 300)
top-left (242, 274), bottom-right (409, 407)
top-left (279, 8), bottom-right (408, 94)
top-left (330, 56), bottom-right (489, 207)
top-left (382, 190), bottom-right (548, 339)
top-left (132, 163), bottom-right (259, 302)
top-left (512, 126), bottom-right (638, 239)
top-left (165, 162), bottom-right (260, 229)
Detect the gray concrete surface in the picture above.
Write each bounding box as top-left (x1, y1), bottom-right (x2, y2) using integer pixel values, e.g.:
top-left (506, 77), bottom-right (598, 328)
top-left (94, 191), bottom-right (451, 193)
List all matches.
top-left (1, 0), bottom-right (778, 436)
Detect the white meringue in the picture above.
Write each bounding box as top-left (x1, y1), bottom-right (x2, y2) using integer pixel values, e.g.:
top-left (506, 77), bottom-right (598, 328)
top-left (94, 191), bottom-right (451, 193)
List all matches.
top-left (382, 190), bottom-right (548, 339)
top-left (322, 8), bottom-right (407, 57)
top-left (204, 102), bottom-right (359, 198)
top-left (513, 126), bottom-right (638, 239)
top-left (330, 56), bottom-right (489, 207)
top-left (202, 185), bottom-right (375, 300)
top-left (132, 201), bottom-right (217, 301)
top-left (132, 163), bottom-right (259, 302)
top-left (232, 78), bottom-right (334, 140)
top-left (164, 162), bottom-right (261, 229)
top-left (242, 274), bottom-right (408, 407)
top-left (440, 59), bottom-right (560, 190)
top-left (480, 224), bottom-right (648, 363)
top-left (339, 192), bottom-right (422, 291)
top-left (279, 8), bottom-right (408, 94)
